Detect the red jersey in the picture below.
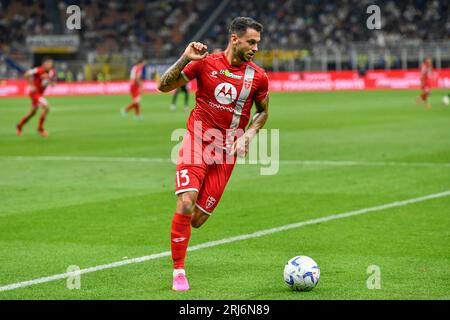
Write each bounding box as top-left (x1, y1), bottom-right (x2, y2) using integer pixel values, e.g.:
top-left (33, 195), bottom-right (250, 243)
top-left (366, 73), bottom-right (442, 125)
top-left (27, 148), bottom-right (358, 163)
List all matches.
top-left (130, 64), bottom-right (144, 88)
top-left (420, 61), bottom-right (432, 86)
top-left (29, 66), bottom-right (56, 94)
top-left (181, 52), bottom-right (269, 148)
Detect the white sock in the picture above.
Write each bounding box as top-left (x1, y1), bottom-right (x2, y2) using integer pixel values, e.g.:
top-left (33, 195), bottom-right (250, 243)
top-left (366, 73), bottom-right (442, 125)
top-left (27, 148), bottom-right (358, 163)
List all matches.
top-left (173, 269), bottom-right (185, 277)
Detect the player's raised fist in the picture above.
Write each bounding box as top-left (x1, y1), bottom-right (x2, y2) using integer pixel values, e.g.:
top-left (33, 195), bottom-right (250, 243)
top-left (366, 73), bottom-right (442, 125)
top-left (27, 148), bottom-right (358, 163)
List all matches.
top-left (183, 42), bottom-right (208, 61)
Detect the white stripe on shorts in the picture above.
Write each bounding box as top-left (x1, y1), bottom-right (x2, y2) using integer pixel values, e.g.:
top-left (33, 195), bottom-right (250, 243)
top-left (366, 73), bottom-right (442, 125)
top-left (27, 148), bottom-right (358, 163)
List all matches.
top-left (195, 203), bottom-right (212, 216)
top-left (175, 188), bottom-right (199, 195)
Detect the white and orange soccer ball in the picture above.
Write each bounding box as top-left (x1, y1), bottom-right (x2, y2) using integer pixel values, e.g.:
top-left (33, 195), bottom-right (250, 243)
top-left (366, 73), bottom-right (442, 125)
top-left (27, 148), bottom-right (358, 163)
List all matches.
top-left (284, 256), bottom-right (320, 291)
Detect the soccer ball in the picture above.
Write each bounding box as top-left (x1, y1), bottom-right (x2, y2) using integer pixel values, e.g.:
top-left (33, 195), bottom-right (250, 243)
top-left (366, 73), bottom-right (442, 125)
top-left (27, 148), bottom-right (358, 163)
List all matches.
top-left (284, 256), bottom-right (320, 291)
top-left (443, 95), bottom-right (449, 106)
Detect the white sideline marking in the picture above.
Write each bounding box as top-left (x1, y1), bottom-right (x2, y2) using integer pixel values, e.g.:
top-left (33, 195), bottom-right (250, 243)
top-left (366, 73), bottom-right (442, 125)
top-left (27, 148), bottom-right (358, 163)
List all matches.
top-left (1, 156), bottom-right (450, 168)
top-left (279, 159), bottom-right (450, 168)
top-left (1, 190), bottom-right (449, 293)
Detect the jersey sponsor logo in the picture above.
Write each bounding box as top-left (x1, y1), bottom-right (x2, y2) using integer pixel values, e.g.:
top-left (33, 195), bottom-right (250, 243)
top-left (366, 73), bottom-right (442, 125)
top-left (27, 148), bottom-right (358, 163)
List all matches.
top-left (172, 237), bottom-right (187, 243)
top-left (214, 82), bottom-right (237, 105)
top-left (220, 69), bottom-right (242, 80)
top-left (208, 101), bottom-right (237, 114)
top-left (205, 196), bottom-right (216, 209)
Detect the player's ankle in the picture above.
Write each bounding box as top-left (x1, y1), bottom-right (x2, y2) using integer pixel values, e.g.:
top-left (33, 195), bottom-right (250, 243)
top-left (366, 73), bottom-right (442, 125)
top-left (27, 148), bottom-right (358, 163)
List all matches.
top-left (173, 268), bottom-right (186, 277)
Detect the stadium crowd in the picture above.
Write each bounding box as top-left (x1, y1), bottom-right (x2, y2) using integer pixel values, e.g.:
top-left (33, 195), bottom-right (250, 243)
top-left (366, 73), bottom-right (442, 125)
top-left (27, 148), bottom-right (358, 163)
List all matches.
top-left (0, 1), bottom-right (54, 55)
top-left (0, 0), bottom-right (449, 78)
top-left (204, 0), bottom-right (450, 51)
top-left (0, 0), bottom-right (213, 58)
top-left (56, 0), bottom-right (213, 57)
top-left (1, 0), bottom-right (449, 58)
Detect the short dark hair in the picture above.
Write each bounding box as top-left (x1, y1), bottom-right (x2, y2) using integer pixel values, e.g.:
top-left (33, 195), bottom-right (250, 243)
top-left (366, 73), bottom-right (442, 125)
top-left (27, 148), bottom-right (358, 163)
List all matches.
top-left (42, 56), bottom-right (53, 62)
top-left (229, 17), bottom-right (263, 37)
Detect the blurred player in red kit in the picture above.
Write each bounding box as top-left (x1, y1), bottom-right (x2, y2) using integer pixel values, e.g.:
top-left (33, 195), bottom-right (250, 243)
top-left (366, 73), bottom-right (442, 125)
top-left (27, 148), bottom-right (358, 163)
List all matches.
top-left (16, 57), bottom-right (56, 137)
top-left (122, 58), bottom-right (145, 120)
top-left (158, 17), bottom-right (270, 291)
top-left (416, 57), bottom-right (433, 109)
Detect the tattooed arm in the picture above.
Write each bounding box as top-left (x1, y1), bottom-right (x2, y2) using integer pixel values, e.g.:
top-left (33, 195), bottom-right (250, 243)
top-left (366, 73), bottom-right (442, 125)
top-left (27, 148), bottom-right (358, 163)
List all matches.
top-left (158, 42), bottom-right (208, 92)
top-left (157, 55), bottom-right (190, 92)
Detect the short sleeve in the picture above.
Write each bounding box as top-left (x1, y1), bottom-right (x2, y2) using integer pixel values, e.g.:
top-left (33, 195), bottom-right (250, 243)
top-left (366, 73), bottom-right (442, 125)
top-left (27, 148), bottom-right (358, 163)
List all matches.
top-left (181, 60), bottom-right (202, 81)
top-left (29, 67), bottom-right (41, 75)
top-left (254, 72), bottom-right (269, 101)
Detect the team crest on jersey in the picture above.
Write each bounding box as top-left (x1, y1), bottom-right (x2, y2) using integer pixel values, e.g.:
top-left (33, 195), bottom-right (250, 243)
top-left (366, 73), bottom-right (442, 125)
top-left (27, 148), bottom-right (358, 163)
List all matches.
top-left (205, 196), bottom-right (217, 209)
top-left (244, 78), bottom-right (252, 90)
top-left (214, 82), bottom-right (237, 105)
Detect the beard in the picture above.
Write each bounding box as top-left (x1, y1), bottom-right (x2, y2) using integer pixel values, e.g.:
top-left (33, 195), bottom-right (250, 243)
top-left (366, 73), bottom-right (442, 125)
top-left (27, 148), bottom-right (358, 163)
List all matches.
top-left (237, 48), bottom-right (249, 62)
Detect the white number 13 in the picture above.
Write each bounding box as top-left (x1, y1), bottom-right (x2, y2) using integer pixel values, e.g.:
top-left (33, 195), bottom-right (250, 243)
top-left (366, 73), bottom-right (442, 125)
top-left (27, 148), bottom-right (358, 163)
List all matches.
top-left (176, 169), bottom-right (190, 187)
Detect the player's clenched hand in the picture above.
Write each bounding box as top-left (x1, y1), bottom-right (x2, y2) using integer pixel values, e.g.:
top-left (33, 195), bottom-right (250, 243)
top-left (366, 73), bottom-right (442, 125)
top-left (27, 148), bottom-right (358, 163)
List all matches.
top-left (183, 42), bottom-right (208, 61)
top-left (231, 133), bottom-right (251, 158)
top-left (29, 85), bottom-right (37, 93)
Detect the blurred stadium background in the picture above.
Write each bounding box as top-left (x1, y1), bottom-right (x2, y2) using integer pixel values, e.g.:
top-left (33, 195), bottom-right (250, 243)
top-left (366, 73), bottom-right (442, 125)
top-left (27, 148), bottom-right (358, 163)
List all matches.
top-left (0, 0), bottom-right (449, 82)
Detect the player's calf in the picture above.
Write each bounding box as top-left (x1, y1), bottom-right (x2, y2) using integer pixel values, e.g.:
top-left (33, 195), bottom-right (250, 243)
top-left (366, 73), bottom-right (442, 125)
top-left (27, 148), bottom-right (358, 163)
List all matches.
top-left (37, 105), bottom-right (50, 137)
top-left (17, 108), bottom-right (38, 135)
top-left (190, 207), bottom-right (210, 228)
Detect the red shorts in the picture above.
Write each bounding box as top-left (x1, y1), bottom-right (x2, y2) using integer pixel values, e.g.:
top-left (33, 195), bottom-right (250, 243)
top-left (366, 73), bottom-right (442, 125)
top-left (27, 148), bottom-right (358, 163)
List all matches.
top-left (421, 79), bottom-right (431, 93)
top-left (175, 131), bottom-right (236, 214)
top-left (421, 85), bottom-right (430, 93)
top-left (130, 85), bottom-right (140, 102)
top-left (30, 92), bottom-right (48, 108)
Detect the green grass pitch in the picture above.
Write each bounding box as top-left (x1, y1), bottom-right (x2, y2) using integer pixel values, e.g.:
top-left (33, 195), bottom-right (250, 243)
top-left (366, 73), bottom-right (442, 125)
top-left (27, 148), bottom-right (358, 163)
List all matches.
top-left (0, 89), bottom-right (449, 299)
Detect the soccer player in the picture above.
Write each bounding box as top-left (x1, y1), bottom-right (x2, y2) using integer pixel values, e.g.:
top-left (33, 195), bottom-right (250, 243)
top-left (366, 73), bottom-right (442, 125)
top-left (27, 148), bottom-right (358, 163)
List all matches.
top-left (416, 57), bottom-right (433, 109)
top-left (169, 84), bottom-right (189, 112)
top-left (16, 57), bottom-right (56, 137)
top-left (158, 17), bottom-right (269, 291)
top-left (122, 58), bottom-right (145, 119)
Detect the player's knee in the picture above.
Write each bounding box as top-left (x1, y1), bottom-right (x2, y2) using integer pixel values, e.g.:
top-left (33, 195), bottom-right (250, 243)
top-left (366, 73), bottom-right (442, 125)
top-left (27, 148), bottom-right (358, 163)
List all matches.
top-left (179, 200), bottom-right (194, 215)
